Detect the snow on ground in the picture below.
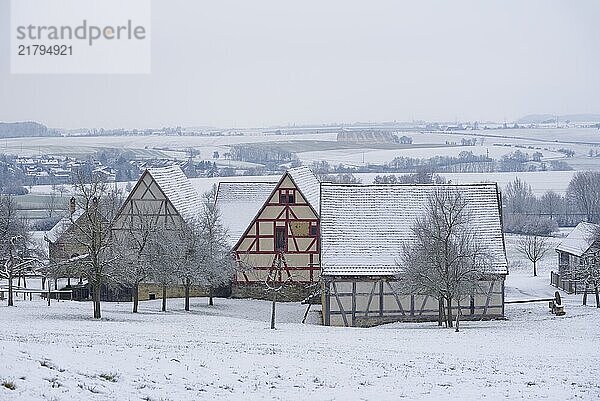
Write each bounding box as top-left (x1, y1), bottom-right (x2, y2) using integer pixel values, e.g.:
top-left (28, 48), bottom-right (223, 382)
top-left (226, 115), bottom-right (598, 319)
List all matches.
top-left (1, 276), bottom-right (600, 400)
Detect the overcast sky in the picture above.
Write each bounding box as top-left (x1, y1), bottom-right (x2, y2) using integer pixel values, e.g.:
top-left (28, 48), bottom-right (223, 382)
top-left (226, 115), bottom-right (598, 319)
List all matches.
top-left (1, 0), bottom-right (599, 129)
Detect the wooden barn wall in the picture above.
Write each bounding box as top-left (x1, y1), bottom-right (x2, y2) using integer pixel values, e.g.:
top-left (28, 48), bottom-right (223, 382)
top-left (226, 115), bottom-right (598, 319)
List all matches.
top-left (322, 276), bottom-right (505, 327)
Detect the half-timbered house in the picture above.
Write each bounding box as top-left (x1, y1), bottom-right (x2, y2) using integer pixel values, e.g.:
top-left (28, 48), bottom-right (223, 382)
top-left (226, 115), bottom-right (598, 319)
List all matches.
top-left (112, 165), bottom-right (206, 301)
top-left (320, 183), bottom-right (508, 327)
top-left (230, 167), bottom-right (321, 300)
top-left (552, 222), bottom-right (600, 293)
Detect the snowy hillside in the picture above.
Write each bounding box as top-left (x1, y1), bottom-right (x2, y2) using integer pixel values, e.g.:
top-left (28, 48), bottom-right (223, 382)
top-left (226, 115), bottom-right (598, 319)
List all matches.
top-left (1, 274), bottom-right (599, 400)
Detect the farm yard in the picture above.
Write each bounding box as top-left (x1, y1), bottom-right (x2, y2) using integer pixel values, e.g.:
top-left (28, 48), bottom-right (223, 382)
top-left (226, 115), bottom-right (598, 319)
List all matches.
top-left (2, 126), bottom-right (600, 400)
top-left (1, 264), bottom-right (599, 400)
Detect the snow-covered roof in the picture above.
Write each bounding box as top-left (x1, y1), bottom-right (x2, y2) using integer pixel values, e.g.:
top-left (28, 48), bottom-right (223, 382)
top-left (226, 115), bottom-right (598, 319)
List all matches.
top-left (44, 210), bottom-right (84, 244)
top-left (320, 183), bottom-right (508, 276)
top-left (287, 166), bottom-right (320, 213)
top-left (215, 181), bottom-right (277, 245)
top-left (556, 222), bottom-right (600, 257)
top-left (147, 166), bottom-right (201, 222)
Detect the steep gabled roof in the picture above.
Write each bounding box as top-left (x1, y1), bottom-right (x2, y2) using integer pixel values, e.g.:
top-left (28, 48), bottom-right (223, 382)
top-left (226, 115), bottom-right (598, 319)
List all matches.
top-left (287, 166), bottom-right (320, 213)
top-left (45, 210), bottom-right (84, 244)
top-left (147, 166), bottom-right (201, 222)
top-left (320, 183), bottom-right (508, 276)
top-left (556, 222), bottom-right (600, 257)
top-left (215, 181), bottom-right (277, 245)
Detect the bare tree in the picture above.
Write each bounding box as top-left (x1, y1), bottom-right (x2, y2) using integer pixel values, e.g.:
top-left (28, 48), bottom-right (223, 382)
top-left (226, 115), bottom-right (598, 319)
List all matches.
top-left (197, 185), bottom-right (235, 306)
top-left (567, 171), bottom-right (600, 223)
top-left (265, 252), bottom-right (293, 329)
top-left (516, 235), bottom-right (551, 277)
top-left (112, 204), bottom-right (162, 313)
top-left (0, 195), bottom-right (39, 306)
top-left (175, 222), bottom-right (203, 311)
top-left (45, 190), bottom-right (58, 218)
top-left (397, 188), bottom-right (490, 330)
top-left (148, 229), bottom-right (180, 312)
top-left (68, 171), bottom-right (121, 319)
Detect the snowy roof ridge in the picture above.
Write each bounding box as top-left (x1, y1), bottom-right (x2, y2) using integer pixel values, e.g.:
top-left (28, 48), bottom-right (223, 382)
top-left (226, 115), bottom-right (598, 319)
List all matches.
top-left (147, 166), bottom-right (201, 222)
top-left (215, 181), bottom-right (278, 245)
top-left (320, 183), bottom-right (508, 276)
top-left (45, 209), bottom-right (84, 244)
top-left (287, 166), bottom-right (320, 213)
top-left (556, 222), bottom-right (600, 257)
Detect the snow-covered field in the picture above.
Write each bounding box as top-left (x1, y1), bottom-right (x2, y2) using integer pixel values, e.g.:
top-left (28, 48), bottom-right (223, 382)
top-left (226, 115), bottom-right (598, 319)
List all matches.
top-left (1, 270), bottom-right (599, 400)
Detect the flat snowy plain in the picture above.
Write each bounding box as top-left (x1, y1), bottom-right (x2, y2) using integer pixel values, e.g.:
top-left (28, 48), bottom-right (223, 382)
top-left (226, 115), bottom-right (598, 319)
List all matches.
top-left (1, 251), bottom-right (599, 400)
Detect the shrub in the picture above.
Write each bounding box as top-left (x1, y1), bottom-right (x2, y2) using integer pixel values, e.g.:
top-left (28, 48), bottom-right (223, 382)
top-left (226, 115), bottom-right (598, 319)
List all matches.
top-left (2, 381), bottom-right (16, 390)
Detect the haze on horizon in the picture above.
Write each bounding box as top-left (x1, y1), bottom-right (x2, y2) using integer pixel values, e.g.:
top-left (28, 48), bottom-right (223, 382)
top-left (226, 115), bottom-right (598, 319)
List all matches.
top-left (1, 0), bottom-right (599, 130)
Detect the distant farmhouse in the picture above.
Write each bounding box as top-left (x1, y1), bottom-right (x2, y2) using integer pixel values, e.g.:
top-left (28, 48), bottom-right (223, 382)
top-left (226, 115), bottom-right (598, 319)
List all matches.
top-left (552, 222), bottom-right (600, 294)
top-left (319, 183), bottom-right (508, 327)
top-left (217, 167), bottom-right (321, 301)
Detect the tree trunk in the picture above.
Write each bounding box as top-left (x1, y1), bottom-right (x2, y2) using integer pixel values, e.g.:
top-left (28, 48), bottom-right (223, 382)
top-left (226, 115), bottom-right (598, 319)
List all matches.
top-left (446, 297), bottom-right (453, 328)
top-left (47, 282), bottom-right (51, 306)
top-left (455, 300), bottom-right (461, 332)
top-left (583, 286), bottom-right (588, 306)
top-left (54, 278), bottom-right (58, 288)
top-left (161, 284), bottom-right (167, 312)
top-left (22, 275), bottom-right (27, 300)
top-left (68, 277), bottom-right (71, 286)
top-left (438, 298), bottom-right (444, 326)
top-left (595, 285), bottom-right (600, 308)
top-left (42, 276), bottom-right (46, 290)
top-left (8, 276), bottom-right (13, 307)
top-left (184, 281), bottom-right (190, 311)
top-left (132, 282), bottom-right (139, 313)
top-left (92, 284), bottom-right (101, 319)
top-left (209, 287), bottom-right (214, 306)
top-left (533, 261), bottom-right (537, 277)
top-left (270, 292), bottom-right (277, 329)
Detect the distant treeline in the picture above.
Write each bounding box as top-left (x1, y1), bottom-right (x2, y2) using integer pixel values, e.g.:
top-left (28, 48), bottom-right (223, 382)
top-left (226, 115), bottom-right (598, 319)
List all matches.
top-left (0, 122), bottom-right (59, 138)
top-left (230, 144), bottom-right (298, 165)
top-left (503, 171), bottom-right (600, 235)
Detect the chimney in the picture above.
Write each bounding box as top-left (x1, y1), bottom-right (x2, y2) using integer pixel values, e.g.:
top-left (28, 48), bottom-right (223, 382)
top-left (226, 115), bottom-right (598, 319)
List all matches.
top-left (69, 197), bottom-right (76, 215)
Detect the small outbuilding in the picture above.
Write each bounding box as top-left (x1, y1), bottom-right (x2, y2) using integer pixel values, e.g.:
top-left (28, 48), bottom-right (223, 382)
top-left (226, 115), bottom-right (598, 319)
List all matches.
top-left (552, 222), bottom-right (600, 294)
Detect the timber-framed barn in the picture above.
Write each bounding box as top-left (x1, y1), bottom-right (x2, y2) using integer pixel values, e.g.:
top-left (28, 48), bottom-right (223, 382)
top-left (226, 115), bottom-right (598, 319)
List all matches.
top-left (111, 165), bottom-right (207, 301)
top-left (319, 183), bottom-right (508, 327)
top-left (221, 167), bottom-right (321, 301)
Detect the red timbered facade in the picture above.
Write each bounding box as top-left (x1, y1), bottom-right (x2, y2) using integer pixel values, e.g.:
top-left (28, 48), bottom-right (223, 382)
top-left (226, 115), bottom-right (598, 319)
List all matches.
top-left (232, 167), bottom-right (320, 299)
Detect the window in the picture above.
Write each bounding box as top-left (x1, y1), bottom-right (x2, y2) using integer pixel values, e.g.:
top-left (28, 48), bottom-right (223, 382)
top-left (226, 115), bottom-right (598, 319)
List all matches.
top-left (279, 190), bottom-right (295, 204)
top-left (310, 223), bottom-right (318, 237)
top-left (275, 226), bottom-right (286, 251)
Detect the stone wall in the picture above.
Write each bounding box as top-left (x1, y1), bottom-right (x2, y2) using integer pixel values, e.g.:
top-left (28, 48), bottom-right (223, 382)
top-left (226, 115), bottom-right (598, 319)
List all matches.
top-left (232, 283), bottom-right (312, 302)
